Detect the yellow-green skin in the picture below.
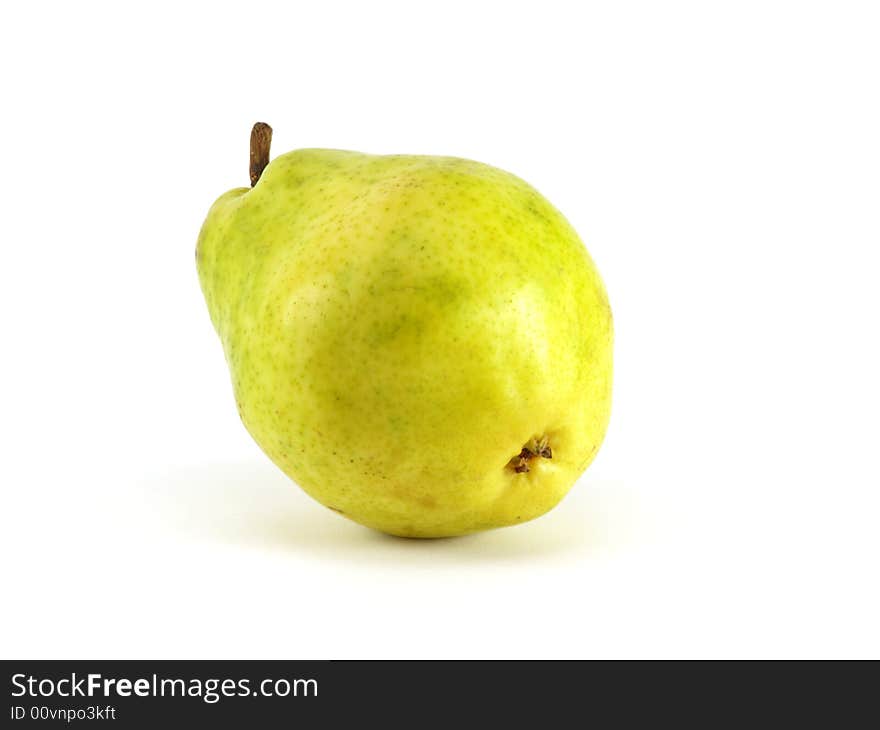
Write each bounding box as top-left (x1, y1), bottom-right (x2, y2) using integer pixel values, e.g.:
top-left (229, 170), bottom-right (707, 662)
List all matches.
top-left (196, 149), bottom-right (612, 537)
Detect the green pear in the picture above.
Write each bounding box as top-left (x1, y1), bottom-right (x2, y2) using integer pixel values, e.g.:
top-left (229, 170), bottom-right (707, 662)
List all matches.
top-left (197, 123), bottom-right (612, 537)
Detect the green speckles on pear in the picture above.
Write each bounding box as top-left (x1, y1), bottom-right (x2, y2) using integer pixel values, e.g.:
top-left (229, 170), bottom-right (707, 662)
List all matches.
top-left (197, 146), bottom-right (612, 537)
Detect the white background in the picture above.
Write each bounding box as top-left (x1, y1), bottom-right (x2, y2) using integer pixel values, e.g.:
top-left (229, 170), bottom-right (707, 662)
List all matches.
top-left (1, 1), bottom-right (878, 659)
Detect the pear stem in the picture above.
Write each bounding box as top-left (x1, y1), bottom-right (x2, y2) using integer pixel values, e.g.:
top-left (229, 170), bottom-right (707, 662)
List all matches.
top-left (249, 122), bottom-right (273, 187)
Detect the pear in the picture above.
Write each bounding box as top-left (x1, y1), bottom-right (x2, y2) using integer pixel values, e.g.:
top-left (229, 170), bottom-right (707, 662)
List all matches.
top-left (197, 123), bottom-right (612, 537)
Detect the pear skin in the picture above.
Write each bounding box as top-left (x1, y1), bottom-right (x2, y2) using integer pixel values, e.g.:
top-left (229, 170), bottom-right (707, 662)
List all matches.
top-left (197, 124), bottom-right (612, 537)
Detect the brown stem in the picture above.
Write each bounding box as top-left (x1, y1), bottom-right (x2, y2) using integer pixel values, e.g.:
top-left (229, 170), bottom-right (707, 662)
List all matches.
top-left (249, 122), bottom-right (273, 186)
